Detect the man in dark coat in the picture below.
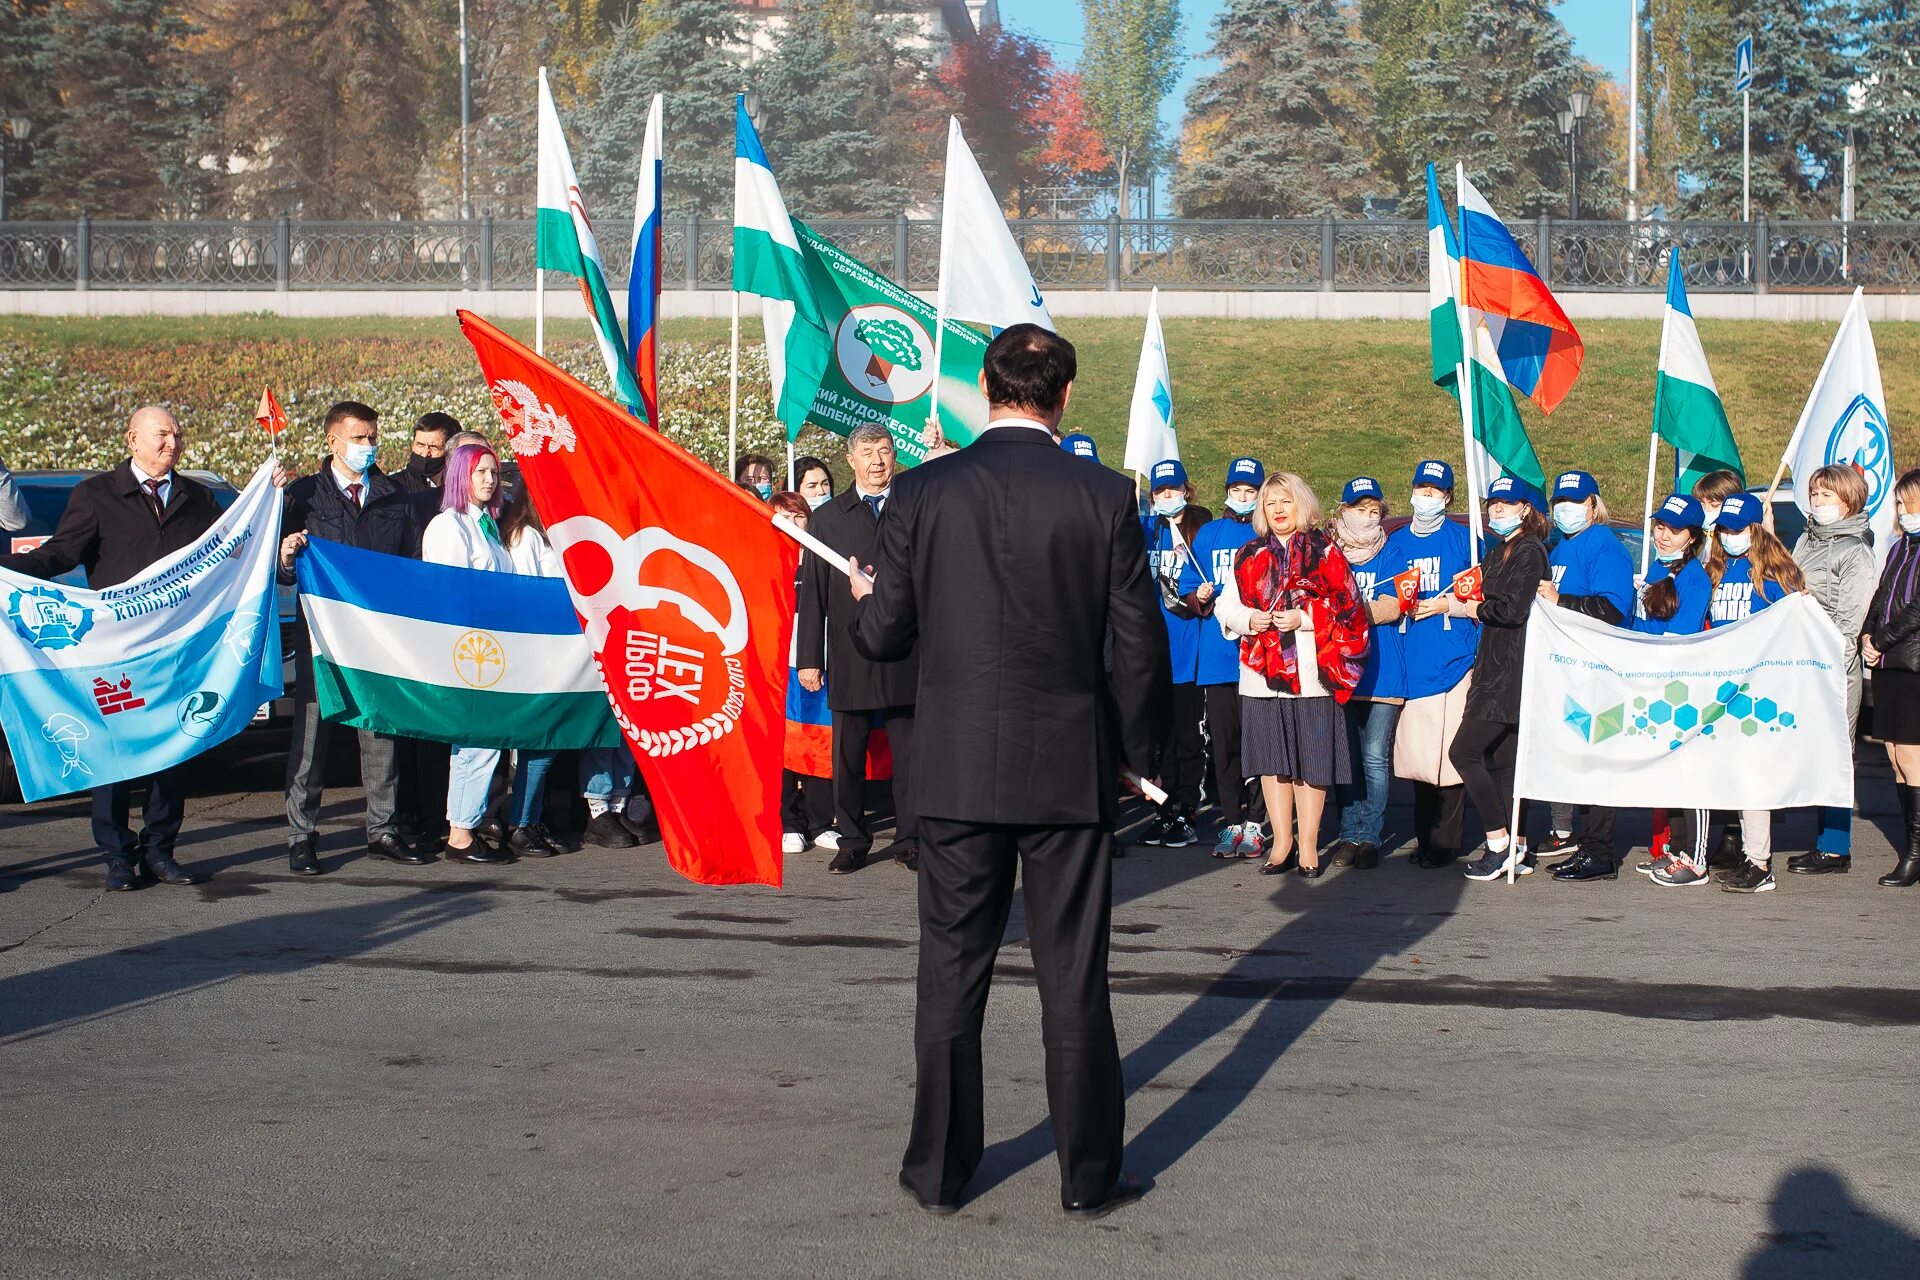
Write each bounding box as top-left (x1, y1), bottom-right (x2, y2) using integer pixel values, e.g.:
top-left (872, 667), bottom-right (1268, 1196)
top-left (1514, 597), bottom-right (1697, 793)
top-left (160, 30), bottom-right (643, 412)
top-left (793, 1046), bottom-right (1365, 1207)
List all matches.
top-left (0, 407), bottom-right (277, 891)
top-left (850, 326), bottom-right (1170, 1218)
top-left (796, 423), bottom-right (918, 874)
top-left (277, 401), bottom-right (427, 876)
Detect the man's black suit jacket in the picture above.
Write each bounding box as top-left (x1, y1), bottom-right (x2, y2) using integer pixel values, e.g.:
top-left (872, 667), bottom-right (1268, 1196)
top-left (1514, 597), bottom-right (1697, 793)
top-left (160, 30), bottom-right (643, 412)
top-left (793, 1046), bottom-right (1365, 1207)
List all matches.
top-left (851, 424), bottom-right (1169, 827)
top-left (0, 459), bottom-right (220, 588)
top-left (797, 486), bottom-right (920, 713)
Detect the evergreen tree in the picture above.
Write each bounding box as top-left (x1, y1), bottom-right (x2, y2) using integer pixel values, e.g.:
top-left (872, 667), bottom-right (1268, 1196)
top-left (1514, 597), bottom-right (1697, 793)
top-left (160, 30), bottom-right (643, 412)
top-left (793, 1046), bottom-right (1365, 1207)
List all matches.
top-left (1172, 0), bottom-right (1379, 217)
top-left (1359, 0), bottom-right (1467, 198)
top-left (751, 0), bottom-right (935, 218)
top-left (21, 0), bottom-right (224, 217)
top-left (577, 0), bottom-right (744, 220)
top-left (1639, 0), bottom-right (1730, 216)
top-left (1851, 1), bottom-right (1920, 218)
top-left (1674, 0), bottom-right (1855, 217)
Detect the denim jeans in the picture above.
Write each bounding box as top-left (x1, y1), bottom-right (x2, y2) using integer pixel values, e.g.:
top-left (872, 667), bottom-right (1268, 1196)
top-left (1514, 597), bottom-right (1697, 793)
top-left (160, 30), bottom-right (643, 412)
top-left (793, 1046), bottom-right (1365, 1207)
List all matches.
top-left (1337, 699), bottom-right (1401, 846)
top-left (447, 745), bottom-right (500, 830)
top-left (580, 746), bottom-right (636, 805)
top-left (508, 751), bottom-right (557, 828)
top-left (1815, 804), bottom-right (1853, 854)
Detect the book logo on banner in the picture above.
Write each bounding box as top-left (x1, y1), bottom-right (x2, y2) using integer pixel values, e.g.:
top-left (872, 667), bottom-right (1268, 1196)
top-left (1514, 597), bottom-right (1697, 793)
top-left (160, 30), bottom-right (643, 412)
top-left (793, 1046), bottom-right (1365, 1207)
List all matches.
top-left (1824, 393), bottom-right (1893, 517)
top-left (491, 379), bottom-right (579, 456)
top-left (8, 585), bottom-right (93, 651)
top-left (836, 306), bottom-right (935, 405)
top-left (547, 516), bottom-right (749, 758)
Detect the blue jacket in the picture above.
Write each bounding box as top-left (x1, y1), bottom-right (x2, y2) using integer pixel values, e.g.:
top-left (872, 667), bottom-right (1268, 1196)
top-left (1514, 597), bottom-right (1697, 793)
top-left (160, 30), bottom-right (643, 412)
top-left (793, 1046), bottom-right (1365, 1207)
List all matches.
top-left (1382, 520), bottom-right (1477, 698)
top-left (1191, 512), bottom-right (1254, 686)
top-left (1633, 558), bottom-right (1712, 635)
top-left (1146, 511), bottom-right (1211, 683)
top-left (1549, 524), bottom-right (1635, 626)
top-left (1709, 556), bottom-right (1792, 625)
top-left (1345, 546), bottom-right (1406, 699)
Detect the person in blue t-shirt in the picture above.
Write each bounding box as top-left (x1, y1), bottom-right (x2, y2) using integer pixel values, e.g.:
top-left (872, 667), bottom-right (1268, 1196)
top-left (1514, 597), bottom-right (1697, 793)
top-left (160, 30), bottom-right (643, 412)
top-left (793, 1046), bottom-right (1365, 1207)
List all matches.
top-left (1142, 458), bottom-right (1213, 848)
top-left (1326, 476), bottom-right (1405, 869)
top-left (1632, 493), bottom-right (1716, 887)
top-left (1190, 456), bottom-right (1271, 859)
top-left (1383, 460), bottom-right (1477, 866)
top-left (1536, 470), bottom-right (1637, 881)
top-left (1703, 494), bottom-right (1809, 895)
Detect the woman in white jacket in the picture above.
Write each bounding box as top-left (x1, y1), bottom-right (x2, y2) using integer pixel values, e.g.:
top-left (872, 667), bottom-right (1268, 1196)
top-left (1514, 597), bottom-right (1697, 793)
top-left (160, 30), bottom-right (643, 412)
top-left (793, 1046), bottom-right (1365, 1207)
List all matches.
top-left (420, 442), bottom-right (516, 864)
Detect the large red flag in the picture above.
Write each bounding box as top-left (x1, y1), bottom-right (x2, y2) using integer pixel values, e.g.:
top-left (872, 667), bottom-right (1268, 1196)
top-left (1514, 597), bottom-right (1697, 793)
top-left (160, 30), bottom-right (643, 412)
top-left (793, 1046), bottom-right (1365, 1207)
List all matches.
top-left (458, 311), bottom-right (796, 886)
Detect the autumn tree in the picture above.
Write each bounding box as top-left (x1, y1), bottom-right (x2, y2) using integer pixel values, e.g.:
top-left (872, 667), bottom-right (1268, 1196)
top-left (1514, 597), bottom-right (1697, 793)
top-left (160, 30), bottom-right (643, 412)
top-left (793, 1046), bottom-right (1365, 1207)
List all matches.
top-left (935, 24), bottom-right (1054, 213)
top-left (1078, 0), bottom-right (1182, 218)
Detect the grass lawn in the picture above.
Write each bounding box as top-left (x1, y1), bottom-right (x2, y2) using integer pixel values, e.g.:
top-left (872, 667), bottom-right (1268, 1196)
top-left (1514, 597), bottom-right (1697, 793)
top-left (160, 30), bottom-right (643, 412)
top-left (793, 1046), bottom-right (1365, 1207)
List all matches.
top-left (1, 313), bottom-right (1915, 508)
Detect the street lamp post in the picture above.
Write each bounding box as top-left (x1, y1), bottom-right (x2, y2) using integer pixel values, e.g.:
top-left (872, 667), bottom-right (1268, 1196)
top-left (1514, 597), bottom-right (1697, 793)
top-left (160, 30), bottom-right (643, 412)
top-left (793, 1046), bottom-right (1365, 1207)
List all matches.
top-left (459, 0), bottom-right (471, 221)
top-left (0, 115), bottom-right (32, 222)
top-left (1556, 90), bottom-right (1590, 219)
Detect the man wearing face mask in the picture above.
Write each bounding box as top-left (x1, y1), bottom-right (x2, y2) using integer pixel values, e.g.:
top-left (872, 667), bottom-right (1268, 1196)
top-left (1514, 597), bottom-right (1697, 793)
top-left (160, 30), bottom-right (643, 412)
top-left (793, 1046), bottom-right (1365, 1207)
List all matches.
top-left (1188, 457), bottom-right (1270, 857)
top-left (278, 401), bottom-right (425, 875)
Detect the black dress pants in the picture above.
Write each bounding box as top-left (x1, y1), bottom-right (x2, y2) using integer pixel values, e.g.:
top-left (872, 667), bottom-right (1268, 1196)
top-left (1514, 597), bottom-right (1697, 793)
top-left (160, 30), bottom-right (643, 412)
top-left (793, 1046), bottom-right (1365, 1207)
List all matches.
top-left (1412, 780), bottom-right (1466, 853)
top-left (91, 764), bottom-right (189, 867)
top-left (832, 707), bottom-right (915, 855)
top-left (903, 818), bottom-right (1124, 1208)
top-left (1203, 683), bottom-right (1266, 827)
top-left (1449, 718), bottom-right (1518, 835)
top-left (780, 769), bottom-right (832, 840)
top-left (1155, 683), bottom-right (1207, 815)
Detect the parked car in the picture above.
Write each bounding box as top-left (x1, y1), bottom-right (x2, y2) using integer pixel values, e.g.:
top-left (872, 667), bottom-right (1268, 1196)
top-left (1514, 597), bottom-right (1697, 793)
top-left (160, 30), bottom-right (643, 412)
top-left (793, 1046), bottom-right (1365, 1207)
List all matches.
top-left (0, 468), bottom-right (298, 803)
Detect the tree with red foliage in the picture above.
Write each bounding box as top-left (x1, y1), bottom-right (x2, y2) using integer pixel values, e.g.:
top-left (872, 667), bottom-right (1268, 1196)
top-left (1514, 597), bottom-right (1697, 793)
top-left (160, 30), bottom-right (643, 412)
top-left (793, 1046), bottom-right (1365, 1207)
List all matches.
top-left (936, 25), bottom-right (1054, 213)
top-left (1034, 70), bottom-right (1114, 192)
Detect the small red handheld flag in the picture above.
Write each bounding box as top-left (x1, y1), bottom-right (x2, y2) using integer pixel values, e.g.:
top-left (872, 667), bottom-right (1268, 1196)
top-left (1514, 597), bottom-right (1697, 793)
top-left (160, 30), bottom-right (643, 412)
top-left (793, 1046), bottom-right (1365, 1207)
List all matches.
top-left (457, 310), bottom-right (797, 887)
top-left (1393, 567), bottom-right (1422, 614)
top-left (1451, 564), bottom-right (1484, 603)
top-left (255, 387), bottom-right (288, 437)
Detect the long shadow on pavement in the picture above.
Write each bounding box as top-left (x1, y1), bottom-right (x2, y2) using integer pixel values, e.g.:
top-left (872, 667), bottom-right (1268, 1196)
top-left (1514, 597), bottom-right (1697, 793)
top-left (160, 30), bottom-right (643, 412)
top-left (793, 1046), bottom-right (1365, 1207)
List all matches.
top-left (0, 890), bottom-right (488, 1042)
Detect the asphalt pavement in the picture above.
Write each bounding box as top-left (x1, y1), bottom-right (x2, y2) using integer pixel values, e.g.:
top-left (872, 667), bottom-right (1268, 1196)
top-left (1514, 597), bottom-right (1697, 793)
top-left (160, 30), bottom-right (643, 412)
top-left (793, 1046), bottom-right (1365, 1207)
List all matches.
top-left (2, 740), bottom-right (1917, 1279)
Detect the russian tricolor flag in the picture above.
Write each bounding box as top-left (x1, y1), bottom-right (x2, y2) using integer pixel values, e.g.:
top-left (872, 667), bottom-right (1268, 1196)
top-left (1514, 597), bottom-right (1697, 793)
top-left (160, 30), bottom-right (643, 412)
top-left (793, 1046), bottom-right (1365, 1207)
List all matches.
top-left (1458, 174), bottom-right (1584, 414)
top-left (627, 92), bottom-right (664, 427)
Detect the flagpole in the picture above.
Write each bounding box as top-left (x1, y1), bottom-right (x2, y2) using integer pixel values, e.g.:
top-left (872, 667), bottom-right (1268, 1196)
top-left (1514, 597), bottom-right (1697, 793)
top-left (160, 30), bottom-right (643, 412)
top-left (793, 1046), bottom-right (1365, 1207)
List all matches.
top-left (728, 289), bottom-right (741, 481)
top-left (786, 438), bottom-right (795, 490)
top-left (1639, 430), bottom-right (1660, 580)
top-left (1454, 162), bottom-right (1482, 566)
top-left (535, 69), bottom-right (545, 358)
top-left (1507, 792), bottom-right (1522, 885)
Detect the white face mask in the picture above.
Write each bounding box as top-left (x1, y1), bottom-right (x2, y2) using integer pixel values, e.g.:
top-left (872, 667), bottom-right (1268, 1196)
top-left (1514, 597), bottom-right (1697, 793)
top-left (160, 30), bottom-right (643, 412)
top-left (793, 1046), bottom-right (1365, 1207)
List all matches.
top-left (806, 492), bottom-right (832, 511)
top-left (1720, 530), bottom-right (1752, 557)
top-left (1409, 493), bottom-right (1447, 520)
top-left (1655, 544), bottom-right (1685, 563)
top-left (1901, 512), bottom-right (1920, 535)
top-left (1811, 502), bottom-right (1844, 527)
top-left (1700, 507), bottom-right (1720, 530)
top-left (1488, 512), bottom-right (1522, 537)
top-left (343, 441), bottom-right (378, 473)
top-left (1152, 495), bottom-right (1187, 518)
top-left (1225, 496), bottom-right (1257, 517)
top-left (1340, 508), bottom-right (1381, 537)
top-left (1553, 502), bottom-right (1591, 536)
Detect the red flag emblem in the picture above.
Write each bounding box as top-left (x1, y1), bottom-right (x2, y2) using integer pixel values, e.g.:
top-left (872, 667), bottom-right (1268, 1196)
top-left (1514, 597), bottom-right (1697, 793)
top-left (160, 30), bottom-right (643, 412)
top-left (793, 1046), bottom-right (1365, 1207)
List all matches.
top-left (458, 311), bottom-right (797, 886)
top-left (255, 386), bottom-right (288, 436)
top-left (1451, 564), bottom-right (1484, 602)
top-left (1392, 567), bottom-right (1422, 614)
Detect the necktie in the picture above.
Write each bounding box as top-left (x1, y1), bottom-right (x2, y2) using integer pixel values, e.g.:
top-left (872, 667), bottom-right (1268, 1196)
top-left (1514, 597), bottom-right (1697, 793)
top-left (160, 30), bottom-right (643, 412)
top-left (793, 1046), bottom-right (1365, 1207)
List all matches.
top-left (142, 478), bottom-right (166, 518)
top-left (346, 482), bottom-right (363, 509)
top-left (478, 512), bottom-right (501, 544)
top-left (864, 494), bottom-right (884, 520)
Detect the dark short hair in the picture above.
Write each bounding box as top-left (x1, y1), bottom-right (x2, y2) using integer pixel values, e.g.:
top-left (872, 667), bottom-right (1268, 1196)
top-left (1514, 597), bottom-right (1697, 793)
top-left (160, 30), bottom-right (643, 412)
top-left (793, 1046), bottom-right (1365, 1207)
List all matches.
top-left (414, 411), bottom-right (460, 441)
top-left (793, 455), bottom-right (833, 493)
top-left (982, 324), bottom-right (1076, 415)
top-left (735, 453), bottom-right (776, 483)
top-left (323, 401), bottom-right (378, 434)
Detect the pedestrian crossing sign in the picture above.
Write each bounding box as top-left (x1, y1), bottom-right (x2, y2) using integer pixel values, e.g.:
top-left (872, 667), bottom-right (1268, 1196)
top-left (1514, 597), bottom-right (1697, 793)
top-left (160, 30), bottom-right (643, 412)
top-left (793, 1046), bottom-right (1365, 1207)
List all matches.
top-left (1734, 36), bottom-right (1753, 92)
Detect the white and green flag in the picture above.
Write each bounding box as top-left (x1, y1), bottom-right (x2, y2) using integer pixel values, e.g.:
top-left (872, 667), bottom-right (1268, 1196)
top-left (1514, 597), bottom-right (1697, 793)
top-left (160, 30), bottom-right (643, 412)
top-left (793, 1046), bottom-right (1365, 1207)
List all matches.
top-left (536, 67), bottom-right (644, 414)
top-left (1656, 249), bottom-right (1743, 493)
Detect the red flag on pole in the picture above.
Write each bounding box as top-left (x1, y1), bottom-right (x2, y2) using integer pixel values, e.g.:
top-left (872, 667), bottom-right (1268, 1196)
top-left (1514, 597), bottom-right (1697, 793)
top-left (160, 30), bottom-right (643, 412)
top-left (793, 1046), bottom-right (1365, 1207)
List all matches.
top-left (1392, 567), bottom-right (1422, 615)
top-left (457, 310), bottom-right (797, 886)
top-left (255, 387), bottom-right (288, 436)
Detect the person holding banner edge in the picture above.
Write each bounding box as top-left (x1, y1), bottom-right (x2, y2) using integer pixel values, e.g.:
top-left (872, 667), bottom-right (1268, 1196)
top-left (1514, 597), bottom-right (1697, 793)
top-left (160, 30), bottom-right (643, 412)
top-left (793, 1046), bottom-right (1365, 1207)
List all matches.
top-left (1863, 467), bottom-right (1920, 889)
top-left (1142, 458), bottom-right (1212, 849)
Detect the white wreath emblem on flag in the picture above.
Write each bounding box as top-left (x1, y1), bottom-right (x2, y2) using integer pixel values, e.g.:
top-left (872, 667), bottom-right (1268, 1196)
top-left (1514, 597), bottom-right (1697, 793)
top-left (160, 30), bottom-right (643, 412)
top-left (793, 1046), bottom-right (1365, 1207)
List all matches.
top-left (489, 378), bottom-right (579, 456)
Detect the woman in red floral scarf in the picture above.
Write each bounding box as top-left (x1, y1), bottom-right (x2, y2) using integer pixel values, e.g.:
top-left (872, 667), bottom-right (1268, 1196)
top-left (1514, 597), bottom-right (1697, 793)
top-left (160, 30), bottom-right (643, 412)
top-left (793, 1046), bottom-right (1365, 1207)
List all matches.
top-left (1214, 473), bottom-right (1371, 877)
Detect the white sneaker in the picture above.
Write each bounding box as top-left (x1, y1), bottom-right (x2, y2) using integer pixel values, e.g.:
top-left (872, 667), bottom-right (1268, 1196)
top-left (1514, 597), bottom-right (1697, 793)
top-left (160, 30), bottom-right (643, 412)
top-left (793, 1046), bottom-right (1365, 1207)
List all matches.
top-left (1212, 824), bottom-right (1243, 858)
top-left (782, 833), bottom-right (805, 855)
top-left (812, 830), bottom-right (841, 852)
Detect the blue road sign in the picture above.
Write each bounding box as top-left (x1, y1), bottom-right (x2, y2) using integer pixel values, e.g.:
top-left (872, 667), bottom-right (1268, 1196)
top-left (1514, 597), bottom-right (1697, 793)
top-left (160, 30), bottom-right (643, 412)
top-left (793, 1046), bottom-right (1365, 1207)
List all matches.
top-left (1735, 36), bottom-right (1754, 93)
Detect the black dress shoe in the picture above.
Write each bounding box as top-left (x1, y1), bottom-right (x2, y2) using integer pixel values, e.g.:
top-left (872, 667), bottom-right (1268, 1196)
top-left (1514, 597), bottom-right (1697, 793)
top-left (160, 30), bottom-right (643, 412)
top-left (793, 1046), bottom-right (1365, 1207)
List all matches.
top-left (1878, 855), bottom-right (1920, 888)
top-left (1296, 860), bottom-right (1327, 879)
top-left (289, 840), bottom-right (322, 876)
top-left (143, 854), bottom-right (201, 885)
top-left (367, 833), bottom-right (432, 866)
top-left (1551, 853), bottom-right (1618, 881)
top-left (897, 1170), bottom-right (958, 1216)
top-left (402, 829), bottom-right (444, 857)
top-left (105, 862), bottom-right (138, 892)
top-left (896, 846), bottom-right (920, 873)
top-left (1789, 851), bottom-right (1850, 875)
top-left (828, 847), bottom-right (868, 875)
top-left (1063, 1172), bottom-right (1146, 1219)
top-left (1326, 840), bottom-right (1359, 869)
top-left (584, 812), bottom-right (639, 849)
top-left (443, 836), bottom-right (514, 865)
top-left (1258, 855), bottom-right (1294, 875)
top-left (1350, 843), bottom-right (1381, 869)
top-left (508, 825), bottom-right (561, 858)
top-left (1411, 847), bottom-right (1456, 868)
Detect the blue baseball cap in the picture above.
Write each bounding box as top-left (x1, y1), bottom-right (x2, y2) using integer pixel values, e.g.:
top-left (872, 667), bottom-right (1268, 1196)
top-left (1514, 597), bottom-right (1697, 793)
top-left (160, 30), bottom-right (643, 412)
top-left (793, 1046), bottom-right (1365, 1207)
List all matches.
top-left (1552, 470), bottom-right (1599, 503)
top-left (1653, 493), bottom-right (1705, 529)
top-left (1061, 433), bottom-right (1099, 462)
top-left (1715, 492), bottom-right (1764, 531)
top-left (1150, 458), bottom-right (1188, 490)
top-left (1413, 460), bottom-right (1454, 490)
top-left (1341, 476), bottom-right (1383, 505)
top-left (1485, 475), bottom-right (1544, 510)
top-left (1226, 457), bottom-right (1264, 488)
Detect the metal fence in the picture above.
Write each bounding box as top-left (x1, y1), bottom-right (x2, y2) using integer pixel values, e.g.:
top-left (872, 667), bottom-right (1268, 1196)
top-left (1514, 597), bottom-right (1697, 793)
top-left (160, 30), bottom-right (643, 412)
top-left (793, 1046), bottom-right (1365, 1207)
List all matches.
top-left (2, 214), bottom-right (1917, 293)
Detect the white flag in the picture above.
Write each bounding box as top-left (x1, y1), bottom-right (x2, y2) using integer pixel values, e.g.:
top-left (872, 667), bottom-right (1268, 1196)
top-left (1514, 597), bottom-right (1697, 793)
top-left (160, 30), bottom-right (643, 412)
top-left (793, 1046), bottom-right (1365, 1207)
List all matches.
top-left (936, 117), bottom-right (1053, 333)
top-left (1513, 595), bottom-right (1851, 811)
top-left (1124, 287), bottom-right (1177, 475)
top-left (1780, 288), bottom-right (1895, 564)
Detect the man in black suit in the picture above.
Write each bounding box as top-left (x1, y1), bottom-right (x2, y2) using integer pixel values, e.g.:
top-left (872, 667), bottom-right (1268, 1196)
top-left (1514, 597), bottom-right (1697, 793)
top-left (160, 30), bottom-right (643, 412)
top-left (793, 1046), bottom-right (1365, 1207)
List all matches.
top-left (0, 407), bottom-right (282, 891)
top-left (851, 326), bottom-right (1170, 1218)
top-left (797, 423), bottom-right (918, 875)
top-left (277, 401), bottom-right (427, 877)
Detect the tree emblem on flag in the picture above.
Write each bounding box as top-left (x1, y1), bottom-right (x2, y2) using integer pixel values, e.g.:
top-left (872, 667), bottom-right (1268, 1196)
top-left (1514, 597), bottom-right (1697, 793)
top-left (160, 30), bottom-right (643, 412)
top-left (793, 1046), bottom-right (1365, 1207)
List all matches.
top-left (490, 379), bottom-right (579, 456)
top-left (452, 630), bottom-right (507, 688)
top-left (835, 305), bottom-right (935, 405)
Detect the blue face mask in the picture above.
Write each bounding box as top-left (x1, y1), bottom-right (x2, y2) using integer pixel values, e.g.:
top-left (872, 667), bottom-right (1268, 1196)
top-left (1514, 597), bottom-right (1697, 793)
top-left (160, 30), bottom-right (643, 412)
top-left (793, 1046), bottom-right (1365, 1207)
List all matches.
top-left (806, 492), bottom-right (831, 511)
top-left (343, 441), bottom-right (378, 473)
top-left (1655, 544), bottom-right (1685, 563)
top-left (1553, 503), bottom-right (1591, 536)
top-left (1152, 495), bottom-right (1187, 518)
top-left (754, 482), bottom-right (773, 501)
top-left (1225, 496), bottom-right (1256, 517)
top-left (1488, 512), bottom-right (1522, 537)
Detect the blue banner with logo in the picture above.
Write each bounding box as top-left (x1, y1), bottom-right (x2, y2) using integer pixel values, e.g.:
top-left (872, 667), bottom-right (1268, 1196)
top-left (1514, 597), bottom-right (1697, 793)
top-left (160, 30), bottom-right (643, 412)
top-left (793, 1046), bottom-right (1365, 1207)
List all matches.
top-left (0, 460), bottom-right (282, 801)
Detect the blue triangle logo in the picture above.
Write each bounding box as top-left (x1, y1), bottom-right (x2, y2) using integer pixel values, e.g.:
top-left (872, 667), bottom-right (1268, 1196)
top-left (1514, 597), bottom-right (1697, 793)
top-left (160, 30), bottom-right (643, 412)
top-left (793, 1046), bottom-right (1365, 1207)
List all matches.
top-left (1152, 381), bottom-right (1172, 422)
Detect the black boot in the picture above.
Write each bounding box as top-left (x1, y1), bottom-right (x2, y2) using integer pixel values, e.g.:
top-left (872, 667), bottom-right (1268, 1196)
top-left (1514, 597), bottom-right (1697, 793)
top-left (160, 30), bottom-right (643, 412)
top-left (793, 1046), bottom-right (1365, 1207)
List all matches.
top-left (1881, 784), bottom-right (1920, 888)
top-left (1707, 824), bottom-right (1744, 870)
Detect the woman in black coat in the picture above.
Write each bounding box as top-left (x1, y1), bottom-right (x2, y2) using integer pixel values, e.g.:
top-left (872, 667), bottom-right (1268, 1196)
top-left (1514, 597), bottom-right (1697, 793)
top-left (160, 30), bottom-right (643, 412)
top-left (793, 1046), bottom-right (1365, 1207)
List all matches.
top-left (1863, 467), bottom-right (1920, 888)
top-left (1448, 476), bottom-right (1551, 882)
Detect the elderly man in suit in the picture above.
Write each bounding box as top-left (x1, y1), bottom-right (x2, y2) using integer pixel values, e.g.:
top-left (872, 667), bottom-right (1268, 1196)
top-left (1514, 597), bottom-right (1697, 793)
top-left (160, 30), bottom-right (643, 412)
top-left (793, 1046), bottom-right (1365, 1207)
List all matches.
top-left (851, 326), bottom-right (1170, 1219)
top-left (796, 423), bottom-right (919, 874)
top-left (0, 406), bottom-right (289, 891)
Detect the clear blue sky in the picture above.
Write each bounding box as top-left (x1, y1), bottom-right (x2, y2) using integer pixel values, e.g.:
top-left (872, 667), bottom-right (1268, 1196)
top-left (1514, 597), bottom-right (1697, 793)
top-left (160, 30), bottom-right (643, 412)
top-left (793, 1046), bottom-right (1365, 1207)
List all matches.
top-left (1007, 2), bottom-right (1631, 141)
